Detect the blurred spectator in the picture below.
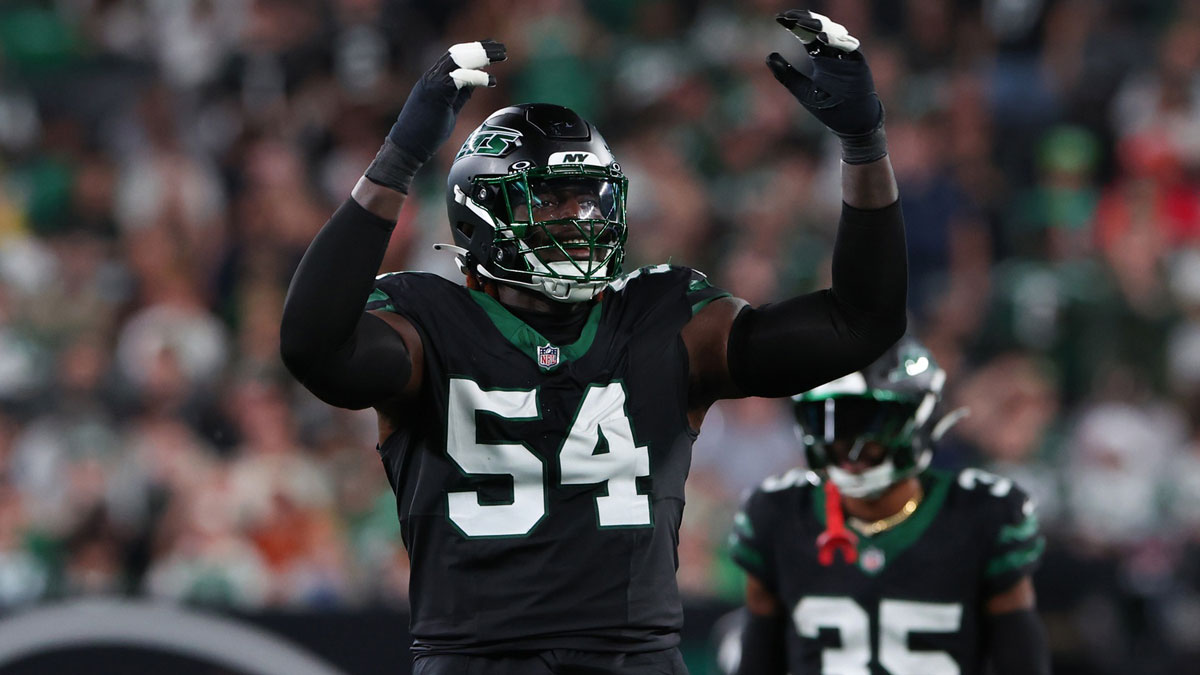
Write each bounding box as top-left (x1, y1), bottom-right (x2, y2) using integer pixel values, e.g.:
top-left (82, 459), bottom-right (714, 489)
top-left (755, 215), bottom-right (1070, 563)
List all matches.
top-left (0, 1), bottom-right (1198, 670)
top-left (947, 352), bottom-right (1064, 524)
top-left (145, 465), bottom-right (271, 607)
top-left (1064, 400), bottom-right (1184, 547)
top-left (0, 485), bottom-right (49, 608)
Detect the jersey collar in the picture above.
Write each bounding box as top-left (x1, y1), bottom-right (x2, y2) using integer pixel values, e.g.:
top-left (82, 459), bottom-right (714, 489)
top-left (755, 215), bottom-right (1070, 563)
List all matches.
top-left (813, 469), bottom-right (951, 575)
top-left (468, 289), bottom-right (603, 372)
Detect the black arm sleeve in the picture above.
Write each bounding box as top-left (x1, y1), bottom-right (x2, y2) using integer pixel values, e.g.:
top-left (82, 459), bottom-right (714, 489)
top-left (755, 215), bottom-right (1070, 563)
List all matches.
top-left (985, 609), bottom-right (1051, 675)
top-left (280, 198), bottom-right (413, 409)
top-left (727, 200), bottom-right (906, 397)
top-left (735, 611), bottom-right (789, 675)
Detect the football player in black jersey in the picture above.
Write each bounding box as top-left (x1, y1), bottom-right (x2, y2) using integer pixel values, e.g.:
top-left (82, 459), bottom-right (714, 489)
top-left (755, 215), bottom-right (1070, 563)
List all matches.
top-left (725, 337), bottom-right (1051, 675)
top-left (280, 10), bottom-right (907, 675)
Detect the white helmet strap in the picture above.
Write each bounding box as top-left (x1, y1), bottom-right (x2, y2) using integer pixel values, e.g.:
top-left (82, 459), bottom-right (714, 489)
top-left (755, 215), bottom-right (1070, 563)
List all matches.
top-left (827, 461), bottom-right (899, 499)
top-left (825, 447), bottom-right (930, 500)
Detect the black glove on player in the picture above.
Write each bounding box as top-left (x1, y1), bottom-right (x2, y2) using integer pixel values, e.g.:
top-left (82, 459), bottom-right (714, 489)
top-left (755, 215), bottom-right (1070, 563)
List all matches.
top-left (366, 40), bottom-right (507, 193)
top-left (767, 10), bottom-right (886, 164)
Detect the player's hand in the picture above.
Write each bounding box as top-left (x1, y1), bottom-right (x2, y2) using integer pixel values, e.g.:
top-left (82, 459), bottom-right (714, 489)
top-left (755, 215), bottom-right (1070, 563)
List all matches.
top-left (767, 11), bottom-right (881, 139)
top-left (388, 40), bottom-right (507, 165)
top-left (366, 41), bottom-right (506, 193)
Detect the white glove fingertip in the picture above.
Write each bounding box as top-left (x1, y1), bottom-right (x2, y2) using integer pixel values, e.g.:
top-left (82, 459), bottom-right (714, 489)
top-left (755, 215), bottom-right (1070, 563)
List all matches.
top-left (449, 68), bottom-right (492, 90)
top-left (826, 32), bottom-right (860, 51)
top-left (809, 12), bottom-right (860, 52)
top-left (448, 42), bottom-right (490, 70)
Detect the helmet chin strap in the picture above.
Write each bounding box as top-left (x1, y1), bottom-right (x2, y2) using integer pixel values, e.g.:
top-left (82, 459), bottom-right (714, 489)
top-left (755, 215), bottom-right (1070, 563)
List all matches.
top-left (827, 460), bottom-right (900, 500)
top-left (537, 276), bottom-right (605, 303)
top-left (931, 406), bottom-right (969, 442)
top-left (526, 260), bottom-right (608, 303)
top-left (431, 243), bottom-right (472, 275)
top-left (826, 451), bottom-right (932, 500)
top-left (431, 243), bottom-right (606, 303)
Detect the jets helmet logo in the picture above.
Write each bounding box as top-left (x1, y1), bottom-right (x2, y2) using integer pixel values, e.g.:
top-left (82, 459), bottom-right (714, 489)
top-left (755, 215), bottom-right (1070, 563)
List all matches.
top-left (456, 123), bottom-right (523, 159)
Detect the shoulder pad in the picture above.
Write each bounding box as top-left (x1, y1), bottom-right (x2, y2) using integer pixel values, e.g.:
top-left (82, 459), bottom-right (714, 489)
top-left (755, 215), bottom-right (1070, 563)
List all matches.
top-left (366, 272), bottom-right (460, 312)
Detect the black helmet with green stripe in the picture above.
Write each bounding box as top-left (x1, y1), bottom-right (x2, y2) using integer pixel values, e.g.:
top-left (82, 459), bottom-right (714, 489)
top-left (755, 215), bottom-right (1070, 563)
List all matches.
top-left (441, 103), bottom-right (628, 303)
top-left (792, 337), bottom-right (957, 499)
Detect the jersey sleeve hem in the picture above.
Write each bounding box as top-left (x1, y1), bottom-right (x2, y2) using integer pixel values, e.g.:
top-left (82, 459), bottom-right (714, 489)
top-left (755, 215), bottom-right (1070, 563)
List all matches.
top-left (685, 270), bottom-right (732, 315)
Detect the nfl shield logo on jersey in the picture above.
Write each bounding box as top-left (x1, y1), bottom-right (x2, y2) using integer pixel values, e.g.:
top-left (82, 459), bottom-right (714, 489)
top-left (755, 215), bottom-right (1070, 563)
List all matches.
top-left (537, 344), bottom-right (560, 369)
top-left (860, 546), bottom-right (886, 575)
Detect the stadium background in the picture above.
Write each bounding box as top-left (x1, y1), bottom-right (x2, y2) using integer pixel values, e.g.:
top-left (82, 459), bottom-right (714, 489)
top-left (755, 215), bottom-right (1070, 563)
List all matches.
top-left (0, 0), bottom-right (1198, 672)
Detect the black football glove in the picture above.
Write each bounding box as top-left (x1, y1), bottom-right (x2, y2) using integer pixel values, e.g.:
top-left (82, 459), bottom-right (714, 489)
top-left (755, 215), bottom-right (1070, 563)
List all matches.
top-left (366, 40), bottom-right (507, 193)
top-left (767, 11), bottom-right (886, 164)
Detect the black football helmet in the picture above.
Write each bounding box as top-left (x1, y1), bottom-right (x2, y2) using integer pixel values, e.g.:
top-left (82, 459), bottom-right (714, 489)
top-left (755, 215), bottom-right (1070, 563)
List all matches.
top-left (792, 337), bottom-right (962, 499)
top-left (440, 103), bottom-right (628, 303)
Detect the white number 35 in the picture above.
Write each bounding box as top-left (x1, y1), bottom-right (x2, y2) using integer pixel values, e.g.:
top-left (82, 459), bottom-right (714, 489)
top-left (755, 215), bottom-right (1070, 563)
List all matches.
top-left (794, 597), bottom-right (963, 675)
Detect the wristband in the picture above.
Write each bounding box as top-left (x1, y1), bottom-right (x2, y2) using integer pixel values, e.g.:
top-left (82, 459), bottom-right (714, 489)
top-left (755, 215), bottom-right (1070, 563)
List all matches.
top-left (364, 138), bottom-right (425, 194)
top-left (839, 125), bottom-right (888, 165)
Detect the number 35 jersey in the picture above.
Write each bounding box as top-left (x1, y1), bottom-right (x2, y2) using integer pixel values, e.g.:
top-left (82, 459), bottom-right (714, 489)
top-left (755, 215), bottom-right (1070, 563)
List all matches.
top-left (366, 265), bottom-right (729, 655)
top-left (730, 468), bottom-right (1044, 675)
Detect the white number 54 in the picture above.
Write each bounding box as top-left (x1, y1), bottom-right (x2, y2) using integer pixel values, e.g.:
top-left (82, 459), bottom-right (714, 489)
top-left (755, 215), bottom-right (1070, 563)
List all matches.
top-left (445, 378), bottom-right (652, 537)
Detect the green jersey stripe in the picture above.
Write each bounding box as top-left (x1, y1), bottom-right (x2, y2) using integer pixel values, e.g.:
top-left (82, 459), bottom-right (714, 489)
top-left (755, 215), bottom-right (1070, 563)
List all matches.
top-left (985, 538), bottom-right (1045, 577)
top-left (691, 293), bottom-right (731, 314)
top-left (998, 512), bottom-right (1039, 544)
top-left (366, 287), bottom-right (395, 312)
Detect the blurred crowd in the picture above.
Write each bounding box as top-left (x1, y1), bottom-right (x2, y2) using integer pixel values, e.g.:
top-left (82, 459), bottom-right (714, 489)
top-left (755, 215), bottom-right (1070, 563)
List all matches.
top-left (0, 0), bottom-right (1199, 672)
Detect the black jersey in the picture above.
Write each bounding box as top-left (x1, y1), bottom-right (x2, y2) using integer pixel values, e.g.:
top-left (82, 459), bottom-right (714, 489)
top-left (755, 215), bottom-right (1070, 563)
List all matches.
top-left (365, 265), bottom-right (729, 655)
top-left (731, 467), bottom-right (1043, 675)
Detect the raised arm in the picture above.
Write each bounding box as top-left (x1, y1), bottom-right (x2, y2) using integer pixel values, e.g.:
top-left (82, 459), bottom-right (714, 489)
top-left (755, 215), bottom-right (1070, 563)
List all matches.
top-left (279, 42), bottom-right (506, 409)
top-left (686, 11), bottom-right (906, 412)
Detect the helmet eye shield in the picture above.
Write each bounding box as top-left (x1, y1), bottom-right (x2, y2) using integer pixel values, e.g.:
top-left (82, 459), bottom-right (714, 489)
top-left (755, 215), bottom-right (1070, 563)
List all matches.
top-left (796, 397), bottom-right (921, 465)
top-left (508, 177), bottom-right (619, 223)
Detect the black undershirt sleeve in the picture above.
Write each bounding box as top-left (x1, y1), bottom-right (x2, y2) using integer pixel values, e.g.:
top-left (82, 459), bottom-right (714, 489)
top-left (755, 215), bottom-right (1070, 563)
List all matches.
top-left (985, 609), bottom-right (1051, 675)
top-left (727, 200), bottom-right (907, 397)
top-left (735, 611), bottom-right (789, 675)
top-left (280, 198), bottom-right (413, 409)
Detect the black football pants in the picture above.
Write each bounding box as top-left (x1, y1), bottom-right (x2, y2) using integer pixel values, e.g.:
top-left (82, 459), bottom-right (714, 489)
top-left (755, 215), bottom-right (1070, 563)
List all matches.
top-left (412, 647), bottom-right (688, 675)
